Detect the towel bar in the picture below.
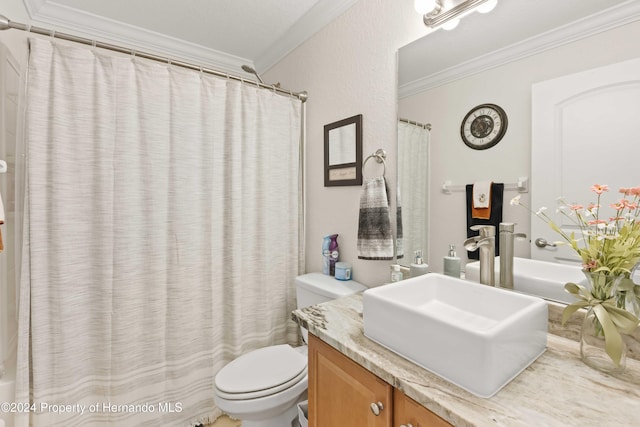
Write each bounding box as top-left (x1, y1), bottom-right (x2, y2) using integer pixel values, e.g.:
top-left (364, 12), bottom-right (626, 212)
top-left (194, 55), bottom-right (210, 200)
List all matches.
top-left (442, 177), bottom-right (528, 194)
top-left (362, 149), bottom-right (386, 178)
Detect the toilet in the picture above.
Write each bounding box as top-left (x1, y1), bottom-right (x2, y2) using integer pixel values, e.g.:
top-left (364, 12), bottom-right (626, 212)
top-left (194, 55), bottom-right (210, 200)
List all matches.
top-left (213, 272), bottom-right (366, 427)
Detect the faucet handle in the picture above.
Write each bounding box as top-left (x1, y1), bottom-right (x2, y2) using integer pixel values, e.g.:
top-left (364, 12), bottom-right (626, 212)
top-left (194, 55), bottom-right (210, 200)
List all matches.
top-left (470, 225), bottom-right (495, 237)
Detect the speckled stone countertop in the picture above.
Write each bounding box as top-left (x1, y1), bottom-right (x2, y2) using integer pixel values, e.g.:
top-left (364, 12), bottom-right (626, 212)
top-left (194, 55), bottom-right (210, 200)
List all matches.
top-left (292, 293), bottom-right (640, 427)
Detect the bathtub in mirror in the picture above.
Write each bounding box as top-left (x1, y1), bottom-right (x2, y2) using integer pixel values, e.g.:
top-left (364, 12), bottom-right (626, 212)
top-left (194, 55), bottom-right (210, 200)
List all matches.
top-left (395, 0), bottom-right (640, 304)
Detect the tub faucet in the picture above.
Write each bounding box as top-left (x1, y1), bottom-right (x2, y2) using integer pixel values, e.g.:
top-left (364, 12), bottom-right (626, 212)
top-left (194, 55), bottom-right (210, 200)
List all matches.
top-left (464, 225), bottom-right (495, 286)
top-left (499, 223), bottom-right (527, 290)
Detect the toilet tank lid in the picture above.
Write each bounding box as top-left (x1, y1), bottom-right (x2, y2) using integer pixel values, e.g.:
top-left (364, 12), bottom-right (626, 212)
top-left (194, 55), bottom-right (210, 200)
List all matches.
top-left (296, 272), bottom-right (366, 298)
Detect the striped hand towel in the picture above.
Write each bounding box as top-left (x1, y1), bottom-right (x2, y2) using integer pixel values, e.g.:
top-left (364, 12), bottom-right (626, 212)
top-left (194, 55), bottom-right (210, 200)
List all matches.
top-left (358, 176), bottom-right (394, 260)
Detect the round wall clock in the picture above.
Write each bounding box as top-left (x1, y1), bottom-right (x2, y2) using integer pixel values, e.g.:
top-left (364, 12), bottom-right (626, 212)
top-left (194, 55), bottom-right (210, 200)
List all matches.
top-left (460, 103), bottom-right (508, 150)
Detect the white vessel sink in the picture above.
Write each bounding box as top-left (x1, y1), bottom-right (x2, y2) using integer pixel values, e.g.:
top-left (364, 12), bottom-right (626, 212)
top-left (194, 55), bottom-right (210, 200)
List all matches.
top-left (363, 274), bottom-right (547, 398)
top-left (465, 257), bottom-right (586, 304)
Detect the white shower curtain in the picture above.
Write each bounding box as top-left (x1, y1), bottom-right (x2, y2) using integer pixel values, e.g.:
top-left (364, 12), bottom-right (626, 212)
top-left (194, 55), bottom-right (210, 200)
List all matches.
top-left (15, 38), bottom-right (303, 427)
top-left (397, 121), bottom-right (429, 262)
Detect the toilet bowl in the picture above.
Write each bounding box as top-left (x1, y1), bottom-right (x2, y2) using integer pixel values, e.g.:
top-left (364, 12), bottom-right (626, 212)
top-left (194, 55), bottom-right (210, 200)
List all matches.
top-left (213, 273), bottom-right (366, 427)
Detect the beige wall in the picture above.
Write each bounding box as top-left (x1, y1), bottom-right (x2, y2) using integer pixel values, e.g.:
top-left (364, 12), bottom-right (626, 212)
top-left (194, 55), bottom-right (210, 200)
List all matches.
top-left (267, 2), bottom-right (640, 283)
top-left (264, 0), bottom-right (426, 286)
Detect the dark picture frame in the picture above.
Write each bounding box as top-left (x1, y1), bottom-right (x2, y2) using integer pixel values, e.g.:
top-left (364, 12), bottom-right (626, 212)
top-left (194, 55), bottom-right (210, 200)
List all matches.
top-left (324, 114), bottom-right (363, 186)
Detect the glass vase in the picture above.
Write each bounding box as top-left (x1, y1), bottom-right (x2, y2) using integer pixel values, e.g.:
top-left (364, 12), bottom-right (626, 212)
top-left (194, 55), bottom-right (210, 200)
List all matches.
top-left (579, 271), bottom-right (627, 374)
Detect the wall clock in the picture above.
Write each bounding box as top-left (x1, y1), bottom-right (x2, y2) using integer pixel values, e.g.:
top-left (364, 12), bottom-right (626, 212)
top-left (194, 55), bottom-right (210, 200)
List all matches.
top-left (460, 103), bottom-right (508, 150)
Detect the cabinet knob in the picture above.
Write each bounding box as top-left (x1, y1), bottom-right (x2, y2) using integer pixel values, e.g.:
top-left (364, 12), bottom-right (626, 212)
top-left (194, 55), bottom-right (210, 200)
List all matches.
top-left (370, 401), bottom-right (384, 416)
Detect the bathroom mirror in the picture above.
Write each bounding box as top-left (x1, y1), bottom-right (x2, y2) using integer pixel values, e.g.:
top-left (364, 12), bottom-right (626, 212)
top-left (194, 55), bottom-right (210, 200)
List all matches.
top-left (324, 114), bottom-right (363, 186)
top-left (395, 0), bottom-right (636, 303)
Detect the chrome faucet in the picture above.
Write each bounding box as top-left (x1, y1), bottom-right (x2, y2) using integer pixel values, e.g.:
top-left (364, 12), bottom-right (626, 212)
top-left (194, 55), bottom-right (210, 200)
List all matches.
top-left (499, 222), bottom-right (527, 290)
top-left (464, 225), bottom-right (495, 286)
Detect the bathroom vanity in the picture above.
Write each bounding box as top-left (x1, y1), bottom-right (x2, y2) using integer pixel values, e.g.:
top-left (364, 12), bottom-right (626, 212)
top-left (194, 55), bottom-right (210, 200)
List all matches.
top-left (309, 334), bottom-right (450, 426)
top-left (293, 293), bottom-right (640, 427)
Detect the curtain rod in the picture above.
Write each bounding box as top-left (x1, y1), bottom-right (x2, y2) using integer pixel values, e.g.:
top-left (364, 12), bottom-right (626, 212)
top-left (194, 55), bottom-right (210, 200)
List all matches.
top-left (399, 117), bottom-right (432, 130)
top-left (0, 14), bottom-right (308, 103)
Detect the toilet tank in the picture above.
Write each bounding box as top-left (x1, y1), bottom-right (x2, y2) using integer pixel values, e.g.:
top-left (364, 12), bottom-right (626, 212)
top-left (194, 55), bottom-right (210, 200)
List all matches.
top-left (295, 272), bottom-right (366, 309)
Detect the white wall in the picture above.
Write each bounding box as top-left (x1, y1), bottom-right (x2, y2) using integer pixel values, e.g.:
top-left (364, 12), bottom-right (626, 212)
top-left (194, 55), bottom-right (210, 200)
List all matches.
top-left (264, 0), bottom-right (427, 286)
top-left (399, 20), bottom-right (640, 273)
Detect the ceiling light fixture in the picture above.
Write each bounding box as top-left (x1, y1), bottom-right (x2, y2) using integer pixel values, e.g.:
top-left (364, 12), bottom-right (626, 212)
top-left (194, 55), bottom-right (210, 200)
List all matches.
top-left (419, 0), bottom-right (498, 30)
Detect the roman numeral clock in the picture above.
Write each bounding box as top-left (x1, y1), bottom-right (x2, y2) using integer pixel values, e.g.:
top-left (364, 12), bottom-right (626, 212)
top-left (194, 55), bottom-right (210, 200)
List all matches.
top-left (460, 103), bottom-right (508, 150)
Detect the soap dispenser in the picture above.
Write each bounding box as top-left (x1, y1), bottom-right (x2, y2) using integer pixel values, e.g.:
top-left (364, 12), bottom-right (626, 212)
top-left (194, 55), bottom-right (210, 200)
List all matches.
top-left (390, 264), bottom-right (403, 282)
top-left (444, 244), bottom-right (461, 278)
top-left (410, 250), bottom-right (429, 277)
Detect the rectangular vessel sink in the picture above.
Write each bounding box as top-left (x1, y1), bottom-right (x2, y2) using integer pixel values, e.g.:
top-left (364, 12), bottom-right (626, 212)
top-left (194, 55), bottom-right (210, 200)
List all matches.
top-left (363, 274), bottom-right (547, 398)
top-left (465, 257), bottom-right (585, 304)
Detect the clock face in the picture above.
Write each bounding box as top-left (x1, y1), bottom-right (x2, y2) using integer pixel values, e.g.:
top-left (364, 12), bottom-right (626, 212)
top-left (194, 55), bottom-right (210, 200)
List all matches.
top-left (460, 104), bottom-right (508, 150)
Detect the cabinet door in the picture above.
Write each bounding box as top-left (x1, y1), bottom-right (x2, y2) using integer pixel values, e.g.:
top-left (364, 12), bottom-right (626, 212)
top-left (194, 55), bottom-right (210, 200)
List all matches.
top-left (308, 334), bottom-right (392, 427)
top-left (393, 389), bottom-right (452, 427)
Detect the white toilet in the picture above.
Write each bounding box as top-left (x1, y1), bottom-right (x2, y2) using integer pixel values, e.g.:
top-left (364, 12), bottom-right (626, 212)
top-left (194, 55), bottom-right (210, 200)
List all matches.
top-left (213, 272), bottom-right (366, 427)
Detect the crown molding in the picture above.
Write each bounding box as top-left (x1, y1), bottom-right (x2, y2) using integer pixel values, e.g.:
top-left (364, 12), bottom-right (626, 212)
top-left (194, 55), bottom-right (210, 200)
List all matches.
top-left (22, 0), bottom-right (252, 74)
top-left (22, 0), bottom-right (357, 76)
top-left (399, 0), bottom-right (640, 99)
top-left (255, 0), bottom-right (360, 73)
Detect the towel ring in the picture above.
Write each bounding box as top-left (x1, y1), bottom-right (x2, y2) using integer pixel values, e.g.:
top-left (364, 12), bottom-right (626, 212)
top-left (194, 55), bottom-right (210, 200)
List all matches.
top-left (362, 149), bottom-right (386, 178)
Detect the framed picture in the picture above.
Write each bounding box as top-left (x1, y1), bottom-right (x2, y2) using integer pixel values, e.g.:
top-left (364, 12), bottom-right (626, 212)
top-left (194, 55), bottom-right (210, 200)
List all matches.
top-left (324, 114), bottom-right (363, 186)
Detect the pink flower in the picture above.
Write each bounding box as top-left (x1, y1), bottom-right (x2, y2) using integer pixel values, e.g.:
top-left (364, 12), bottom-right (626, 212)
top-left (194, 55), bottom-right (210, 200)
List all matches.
top-left (620, 187), bottom-right (632, 195)
top-left (631, 187), bottom-right (640, 196)
top-left (588, 203), bottom-right (600, 210)
top-left (610, 201), bottom-right (625, 211)
top-left (588, 219), bottom-right (607, 225)
top-left (583, 260), bottom-right (597, 270)
top-left (568, 204), bottom-right (583, 210)
top-left (591, 184), bottom-right (609, 194)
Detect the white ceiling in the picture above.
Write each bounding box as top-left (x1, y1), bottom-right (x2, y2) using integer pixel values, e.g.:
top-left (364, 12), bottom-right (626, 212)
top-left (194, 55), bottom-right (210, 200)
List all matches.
top-left (19, 0), bottom-right (359, 77)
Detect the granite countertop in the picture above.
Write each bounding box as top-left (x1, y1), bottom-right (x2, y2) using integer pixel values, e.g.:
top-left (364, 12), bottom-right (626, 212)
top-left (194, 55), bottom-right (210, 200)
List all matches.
top-left (292, 293), bottom-right (640, 427)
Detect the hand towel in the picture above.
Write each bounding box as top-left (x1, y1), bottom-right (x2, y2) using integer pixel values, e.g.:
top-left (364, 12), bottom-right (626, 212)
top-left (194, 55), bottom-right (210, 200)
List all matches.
top-left (472, 181), bottom-right (492, 219)
top-left (358, 176), bottom-right (394, 260)
top-left (0, 193), bottom-right (4, 252)
top-left (466, 183), bottom-right (504, 260)
top-left (396, 185), bottom-right (404, 259)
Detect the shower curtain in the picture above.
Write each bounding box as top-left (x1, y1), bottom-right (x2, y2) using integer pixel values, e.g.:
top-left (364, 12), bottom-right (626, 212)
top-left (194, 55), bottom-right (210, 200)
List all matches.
top-left (15, 38), bottom-right (303, 427)
top-left (397, 121), bottom-right (429, 262)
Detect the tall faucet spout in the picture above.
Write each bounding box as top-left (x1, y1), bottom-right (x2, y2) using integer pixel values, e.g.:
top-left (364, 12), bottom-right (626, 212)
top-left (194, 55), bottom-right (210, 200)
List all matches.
top-left (467, 225), bottom-right (496, 286)
top-left (499, 223), bottom-right (527, 290)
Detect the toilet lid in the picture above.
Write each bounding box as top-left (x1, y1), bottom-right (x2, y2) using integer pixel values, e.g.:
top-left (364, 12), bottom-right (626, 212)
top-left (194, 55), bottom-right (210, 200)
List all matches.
top-left (215, 344), bottom-right (307, 399)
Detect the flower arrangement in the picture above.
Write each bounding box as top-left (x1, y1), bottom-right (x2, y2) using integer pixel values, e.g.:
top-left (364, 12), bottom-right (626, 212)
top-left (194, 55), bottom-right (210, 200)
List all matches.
top-left (511, 185), bottom-right (640, 368)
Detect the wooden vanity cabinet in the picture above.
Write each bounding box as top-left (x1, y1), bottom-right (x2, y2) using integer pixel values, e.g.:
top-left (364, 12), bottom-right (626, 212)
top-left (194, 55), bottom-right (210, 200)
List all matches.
top-left (308, 333), bottom-right (392, 426)
top-left (394, 389), bottom-right (452, 427)
top-left (308, 334), bottom-right (452, 427)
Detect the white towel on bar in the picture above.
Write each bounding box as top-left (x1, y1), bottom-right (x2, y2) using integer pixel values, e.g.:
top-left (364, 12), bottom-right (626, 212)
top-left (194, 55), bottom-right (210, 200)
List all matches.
top-left (473, 181), bottom-right (492, 208)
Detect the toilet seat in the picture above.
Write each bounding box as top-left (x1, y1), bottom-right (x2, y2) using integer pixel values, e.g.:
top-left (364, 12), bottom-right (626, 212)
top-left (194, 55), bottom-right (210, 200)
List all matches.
top-left (215, 344), bottom-right (307, 400)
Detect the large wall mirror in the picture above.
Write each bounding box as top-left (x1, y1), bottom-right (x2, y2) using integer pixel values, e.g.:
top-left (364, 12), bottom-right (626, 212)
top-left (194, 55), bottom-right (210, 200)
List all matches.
top-left (396, 0), bottom-right (640, 304)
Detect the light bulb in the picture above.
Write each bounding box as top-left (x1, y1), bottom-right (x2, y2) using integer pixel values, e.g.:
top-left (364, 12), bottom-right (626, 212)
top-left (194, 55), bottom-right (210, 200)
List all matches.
top-left (414, 0), bottom-right (437, 15)
top-left (477, 0), bottom-right (498, 13)
top-left (442, 18), bottom-right (460, 30)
